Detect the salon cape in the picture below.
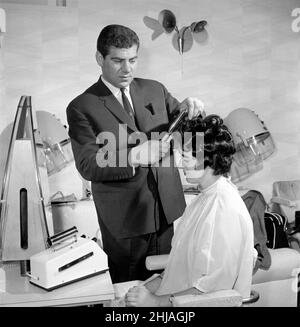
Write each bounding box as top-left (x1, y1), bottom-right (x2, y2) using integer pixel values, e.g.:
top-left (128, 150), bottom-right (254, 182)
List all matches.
top-left (156, 176), bottom-right (255, 299)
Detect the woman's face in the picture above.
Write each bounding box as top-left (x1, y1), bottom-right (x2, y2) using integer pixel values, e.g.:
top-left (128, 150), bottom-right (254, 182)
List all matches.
top-left (182, 150), bottom-right (205, 184)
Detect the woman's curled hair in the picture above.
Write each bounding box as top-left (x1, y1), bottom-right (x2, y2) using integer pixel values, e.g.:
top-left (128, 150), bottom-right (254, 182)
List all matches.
top-left (180, 114), bottom-right (236, 176)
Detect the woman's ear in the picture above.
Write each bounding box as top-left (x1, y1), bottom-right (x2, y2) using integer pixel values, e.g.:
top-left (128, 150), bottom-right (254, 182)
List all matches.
top-left (95, 51), bottom-right (103, 67)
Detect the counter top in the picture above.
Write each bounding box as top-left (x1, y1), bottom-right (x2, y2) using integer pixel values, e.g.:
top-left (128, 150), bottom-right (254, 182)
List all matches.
top-left (0, 262), bottom-right (115, 307)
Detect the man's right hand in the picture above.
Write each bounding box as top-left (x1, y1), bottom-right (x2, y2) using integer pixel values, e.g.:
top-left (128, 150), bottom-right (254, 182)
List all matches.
top-left (129, 139), bottom-right (170, 167)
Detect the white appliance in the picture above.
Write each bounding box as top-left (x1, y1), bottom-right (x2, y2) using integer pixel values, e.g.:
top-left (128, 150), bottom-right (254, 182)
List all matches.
top-left (28, 226), bottom-right (109, 291)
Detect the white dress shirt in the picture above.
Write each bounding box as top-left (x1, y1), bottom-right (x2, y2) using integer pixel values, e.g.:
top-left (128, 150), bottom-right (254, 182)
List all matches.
top-left (101, 76), bottom-right (136, 173)
top-left (101, 76), bottom-right (135, 112)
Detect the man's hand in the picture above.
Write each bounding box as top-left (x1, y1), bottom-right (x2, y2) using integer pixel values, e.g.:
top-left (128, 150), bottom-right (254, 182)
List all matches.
top-left (129, 139), bottom-right (171, 167)
top-left (179, 97), bottom-right (205, 120)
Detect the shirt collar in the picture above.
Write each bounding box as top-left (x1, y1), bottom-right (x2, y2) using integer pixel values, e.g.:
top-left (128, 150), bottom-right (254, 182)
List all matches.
top-left (101, 75), bottom-right (130, 97)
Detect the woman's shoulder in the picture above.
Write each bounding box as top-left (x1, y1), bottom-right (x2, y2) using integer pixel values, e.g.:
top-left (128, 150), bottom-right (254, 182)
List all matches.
top-left (216, 177), bottom-right (248, 209)
top-left (216, 176), bottom-right (239, 196)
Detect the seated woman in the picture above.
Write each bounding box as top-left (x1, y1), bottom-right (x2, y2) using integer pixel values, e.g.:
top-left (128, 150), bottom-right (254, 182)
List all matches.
top-left (125, 114), bottom-right (256, 307)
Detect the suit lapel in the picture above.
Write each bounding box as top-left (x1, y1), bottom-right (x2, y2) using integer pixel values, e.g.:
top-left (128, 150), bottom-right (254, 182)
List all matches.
top-left (96, 79), bottom-right (138, 132)
top-left (130, 80), bottom-right (151, 132)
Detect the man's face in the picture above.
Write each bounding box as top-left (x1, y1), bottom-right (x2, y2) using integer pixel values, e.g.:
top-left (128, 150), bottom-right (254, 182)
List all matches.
top-left (97, 45), bottom-right (138, 88)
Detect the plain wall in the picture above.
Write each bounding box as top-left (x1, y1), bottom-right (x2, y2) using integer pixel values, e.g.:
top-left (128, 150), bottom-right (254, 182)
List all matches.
top-left (0, 0), bottom-right (300, 202)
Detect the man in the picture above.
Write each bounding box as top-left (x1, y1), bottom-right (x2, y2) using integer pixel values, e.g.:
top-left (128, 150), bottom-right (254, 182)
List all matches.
top-left (66, 24), bottom-right (204, 283)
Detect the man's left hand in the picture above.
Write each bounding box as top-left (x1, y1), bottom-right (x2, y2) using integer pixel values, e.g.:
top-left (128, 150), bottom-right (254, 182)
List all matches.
top-left (179, 97), bottom-right (205, 120)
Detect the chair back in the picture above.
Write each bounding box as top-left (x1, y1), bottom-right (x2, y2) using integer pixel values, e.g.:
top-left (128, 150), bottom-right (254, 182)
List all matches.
top-left (271, 180), bottom-right (300, 223)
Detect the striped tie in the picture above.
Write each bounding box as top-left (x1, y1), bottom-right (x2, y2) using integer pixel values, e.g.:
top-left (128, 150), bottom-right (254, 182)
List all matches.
top-left (120, 88), bottom-right (135, 121)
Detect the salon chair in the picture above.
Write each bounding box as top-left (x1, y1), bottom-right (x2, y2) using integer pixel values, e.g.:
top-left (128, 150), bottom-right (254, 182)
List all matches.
top-left (167, 289), bottom-right (258, 307)
top-left (270, 180), bottom-right (300, 251)
top-left (110, 274), bottom-right (258, 307)
top-left (270, 180), bottom-right (300, 224)
top-left (145, 247), bottom-right (300, 307)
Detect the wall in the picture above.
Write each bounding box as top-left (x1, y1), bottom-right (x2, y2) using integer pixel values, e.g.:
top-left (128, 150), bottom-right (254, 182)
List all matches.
top-left (0, 0), bottom-right (300, 202)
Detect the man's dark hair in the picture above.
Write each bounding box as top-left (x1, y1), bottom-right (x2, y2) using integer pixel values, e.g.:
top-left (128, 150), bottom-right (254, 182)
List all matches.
top-left (97, 24), bottom-right (140, 57)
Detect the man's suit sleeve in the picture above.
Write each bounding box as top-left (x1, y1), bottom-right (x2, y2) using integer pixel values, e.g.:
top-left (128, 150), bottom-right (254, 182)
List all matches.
top-left (66, 103), bottom-right (135, 182)
top-left (161, 83), bottom-right (181, 117)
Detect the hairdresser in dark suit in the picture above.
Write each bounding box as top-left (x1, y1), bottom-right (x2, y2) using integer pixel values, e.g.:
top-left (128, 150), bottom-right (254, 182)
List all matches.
top-left (66, 24), bottom-right (204, 283)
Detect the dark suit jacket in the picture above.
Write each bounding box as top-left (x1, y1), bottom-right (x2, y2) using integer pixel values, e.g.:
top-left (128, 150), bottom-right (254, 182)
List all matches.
top-left (66, 77), bottom-right (186, 239)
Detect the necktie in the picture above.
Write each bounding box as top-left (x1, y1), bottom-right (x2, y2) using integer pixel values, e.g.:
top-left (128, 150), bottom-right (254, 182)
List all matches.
top-left (120, 88), bottom-right (135, 121)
